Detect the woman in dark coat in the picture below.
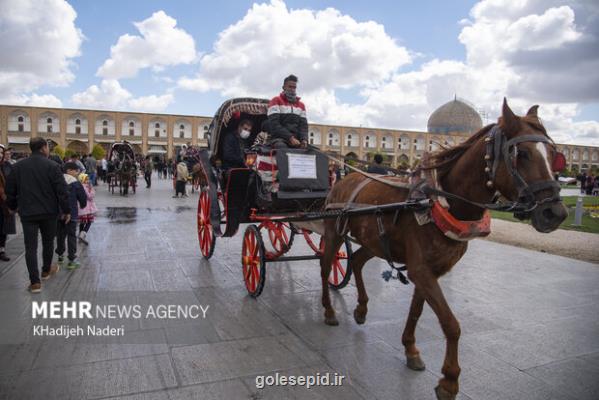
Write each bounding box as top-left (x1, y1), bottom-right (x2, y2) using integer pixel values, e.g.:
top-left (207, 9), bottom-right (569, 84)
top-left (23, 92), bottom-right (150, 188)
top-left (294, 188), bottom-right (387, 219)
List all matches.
top-left (0, 144), bottom-right (17, 261)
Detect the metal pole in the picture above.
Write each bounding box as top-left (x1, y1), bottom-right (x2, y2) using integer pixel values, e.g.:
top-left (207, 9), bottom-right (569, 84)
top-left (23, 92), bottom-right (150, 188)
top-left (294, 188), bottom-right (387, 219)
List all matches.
top-left (572, 196), bottom-right (583, 226)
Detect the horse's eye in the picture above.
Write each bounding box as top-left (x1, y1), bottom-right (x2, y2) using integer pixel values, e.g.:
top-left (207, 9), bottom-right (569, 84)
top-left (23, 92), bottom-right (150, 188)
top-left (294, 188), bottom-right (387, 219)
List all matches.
top-left (517, 149), bottom-right (530, 160)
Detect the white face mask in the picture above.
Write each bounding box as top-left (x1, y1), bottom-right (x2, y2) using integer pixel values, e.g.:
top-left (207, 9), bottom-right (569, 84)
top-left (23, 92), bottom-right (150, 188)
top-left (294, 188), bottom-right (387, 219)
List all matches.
top-left (240, 129), bottom-right (251, 139)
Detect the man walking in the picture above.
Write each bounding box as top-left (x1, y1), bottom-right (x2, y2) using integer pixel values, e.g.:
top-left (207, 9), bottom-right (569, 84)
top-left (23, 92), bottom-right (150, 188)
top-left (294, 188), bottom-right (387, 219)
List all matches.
top-left (144, 156), bottom-right (153, 188)
top-left (5, 138), bottom-right (70, 293)
top-left (84, 153), bottom-right (97, 186)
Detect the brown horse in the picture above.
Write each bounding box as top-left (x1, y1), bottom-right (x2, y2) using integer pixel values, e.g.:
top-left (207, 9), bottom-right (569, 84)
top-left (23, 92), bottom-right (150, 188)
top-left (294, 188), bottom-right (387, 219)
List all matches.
top-left (319, 99), bottom-right (567, 400)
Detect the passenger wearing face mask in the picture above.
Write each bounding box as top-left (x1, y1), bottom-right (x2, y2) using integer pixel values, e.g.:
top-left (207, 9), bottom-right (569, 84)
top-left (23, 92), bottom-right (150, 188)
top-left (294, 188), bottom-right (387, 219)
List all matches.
top-left (221, 119), bottom-right (253, 171)
top-left (268, 74), bottom-right (308, 149)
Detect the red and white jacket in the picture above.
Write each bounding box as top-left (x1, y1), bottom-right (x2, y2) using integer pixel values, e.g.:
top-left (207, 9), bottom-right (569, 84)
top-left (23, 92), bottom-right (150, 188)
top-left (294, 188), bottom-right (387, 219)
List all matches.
top-left (267, 92), bottom-right (308, 143)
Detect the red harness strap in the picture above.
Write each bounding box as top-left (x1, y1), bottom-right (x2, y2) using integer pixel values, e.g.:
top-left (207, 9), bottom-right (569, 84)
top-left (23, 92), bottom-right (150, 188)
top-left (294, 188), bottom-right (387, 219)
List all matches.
top-left (431, 201), bottom-right (491, 241)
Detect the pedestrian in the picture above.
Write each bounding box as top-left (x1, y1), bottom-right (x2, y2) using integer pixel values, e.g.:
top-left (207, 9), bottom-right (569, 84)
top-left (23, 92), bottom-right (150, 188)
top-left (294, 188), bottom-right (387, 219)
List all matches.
top-left (587, 175), bottom-right (594, 195)
top-left (5, 137), bottom-right (70, 293)
top-left (367, 154), bottom-right (388, 174)
top-left (56, 162), bottom-right (87, 269)
top-left (167, 160), bottom-right (173, 179)
top-left (144, 156), bottom-right (153, 188)
top-left (101, 156), bottom-right (108, 183)
top-left (77, 173), bottom-right (97, 245)
top-left (174, 159), bottom-right (189, 198)
top-left (72, 154), bottom-right (86, 173)
top-left (5, 147), bottom-right (16, 165)
top-left (0, 144), bottom-right (17, 261)
top-left (85, 153), bottom-right (97, 186)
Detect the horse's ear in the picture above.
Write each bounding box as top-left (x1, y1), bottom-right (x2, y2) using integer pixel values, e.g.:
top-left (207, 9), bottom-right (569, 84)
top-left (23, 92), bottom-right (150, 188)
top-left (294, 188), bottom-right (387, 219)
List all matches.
top-left (501, 98), bottom-right (519, 135)
top-left (526, 105), bottom-right (539, 117)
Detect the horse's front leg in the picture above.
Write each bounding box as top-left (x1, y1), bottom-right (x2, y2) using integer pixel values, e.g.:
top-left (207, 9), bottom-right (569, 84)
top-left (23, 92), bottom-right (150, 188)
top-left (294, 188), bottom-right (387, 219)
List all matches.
top-left (411, 271), bottom-right (461, 400)
top-left (402, 287), bottom-right (426, 371)
top-left (320, 224), bottom-right (343, 326)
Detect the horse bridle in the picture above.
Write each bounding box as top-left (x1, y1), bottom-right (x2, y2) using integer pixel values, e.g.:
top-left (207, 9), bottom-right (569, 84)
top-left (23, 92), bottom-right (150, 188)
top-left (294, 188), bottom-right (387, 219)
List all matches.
top-left (484, 124), bottom-right (562, 217)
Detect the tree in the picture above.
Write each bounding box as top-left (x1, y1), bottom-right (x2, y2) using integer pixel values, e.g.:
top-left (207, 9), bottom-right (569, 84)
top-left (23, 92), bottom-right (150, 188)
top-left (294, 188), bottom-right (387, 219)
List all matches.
top-left (52, 145), bottom-right (65, 158)
top-left (92, 144), bottom-right (106, 160)
top-left (64, 149), bottom-right (75, 159)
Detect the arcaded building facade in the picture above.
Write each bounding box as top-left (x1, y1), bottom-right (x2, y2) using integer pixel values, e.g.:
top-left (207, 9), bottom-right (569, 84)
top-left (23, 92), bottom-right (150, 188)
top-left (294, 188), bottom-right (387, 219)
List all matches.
top-left (0, 100), bottom-right (597, 172)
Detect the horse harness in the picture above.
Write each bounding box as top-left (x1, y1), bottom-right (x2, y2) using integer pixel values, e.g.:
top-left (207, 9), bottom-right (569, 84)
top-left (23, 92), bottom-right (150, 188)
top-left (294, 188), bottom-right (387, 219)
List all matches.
top-left (319, 124), bottom-right (565, 284)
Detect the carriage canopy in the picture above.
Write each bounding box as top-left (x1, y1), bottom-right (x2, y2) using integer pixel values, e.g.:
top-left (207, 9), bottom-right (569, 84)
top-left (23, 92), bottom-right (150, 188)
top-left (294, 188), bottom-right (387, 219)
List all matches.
top-left (207, 97), bottom-right (270, 160)
top-left (107, 141), bottom-right (135, 163)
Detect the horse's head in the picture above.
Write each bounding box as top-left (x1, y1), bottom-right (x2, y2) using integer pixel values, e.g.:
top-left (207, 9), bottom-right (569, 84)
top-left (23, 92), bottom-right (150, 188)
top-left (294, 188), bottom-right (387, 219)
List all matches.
top-left (489, 99), bottom-right (567, 233)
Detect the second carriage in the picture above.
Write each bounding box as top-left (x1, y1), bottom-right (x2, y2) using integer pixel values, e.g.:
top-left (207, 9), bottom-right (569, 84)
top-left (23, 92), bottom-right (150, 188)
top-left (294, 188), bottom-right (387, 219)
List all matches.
top-left (106, 141), bottom-right (138, 195)
top-left (194, 98), bottom-right (351, 298)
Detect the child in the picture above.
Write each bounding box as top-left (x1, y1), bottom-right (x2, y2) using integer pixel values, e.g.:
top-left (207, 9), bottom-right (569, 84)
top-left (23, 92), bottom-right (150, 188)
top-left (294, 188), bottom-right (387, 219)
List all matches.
top-left (77, 173), bottom-right (97, 245)
top-left (56, 163), bottom-right (87, 269)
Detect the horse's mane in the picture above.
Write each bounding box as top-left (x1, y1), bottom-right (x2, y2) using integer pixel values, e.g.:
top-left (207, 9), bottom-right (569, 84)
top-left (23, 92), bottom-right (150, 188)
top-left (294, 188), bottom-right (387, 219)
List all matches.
top-left (426, 115), bottom-right (548, 182)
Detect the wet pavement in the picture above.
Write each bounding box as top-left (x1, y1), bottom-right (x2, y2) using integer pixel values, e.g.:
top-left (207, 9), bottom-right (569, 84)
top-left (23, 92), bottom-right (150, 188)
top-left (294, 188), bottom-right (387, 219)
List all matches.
top-left (0, 174), bottom-right (598, 400)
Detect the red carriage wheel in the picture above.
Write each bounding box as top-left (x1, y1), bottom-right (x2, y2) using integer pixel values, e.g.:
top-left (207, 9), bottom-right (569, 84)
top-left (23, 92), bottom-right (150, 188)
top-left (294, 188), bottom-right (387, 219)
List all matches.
top-left (264, 221), bottom-right (294, 257)
top-left (197, 189), bottom-right (216, 259)
top-left (319, 236), bottom-right (353, 290)
top-left (242, 225), bottom-right (266, 298)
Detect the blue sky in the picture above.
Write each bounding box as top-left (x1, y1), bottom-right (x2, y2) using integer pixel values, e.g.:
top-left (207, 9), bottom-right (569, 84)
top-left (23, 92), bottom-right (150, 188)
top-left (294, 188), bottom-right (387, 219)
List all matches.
top-left (1, 0), bottom-right (598, 145)
top-left (63, 0), bottom-right (476, 114)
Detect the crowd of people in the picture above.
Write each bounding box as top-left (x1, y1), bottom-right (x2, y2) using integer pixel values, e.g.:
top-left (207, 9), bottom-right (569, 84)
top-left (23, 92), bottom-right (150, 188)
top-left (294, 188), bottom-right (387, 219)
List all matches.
top-left (1, 138), bottom-right (98, 293)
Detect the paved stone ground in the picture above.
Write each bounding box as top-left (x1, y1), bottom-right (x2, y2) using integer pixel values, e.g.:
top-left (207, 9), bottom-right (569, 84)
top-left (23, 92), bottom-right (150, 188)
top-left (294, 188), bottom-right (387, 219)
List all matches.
top-left (0, 175), bottom-right (598, 400)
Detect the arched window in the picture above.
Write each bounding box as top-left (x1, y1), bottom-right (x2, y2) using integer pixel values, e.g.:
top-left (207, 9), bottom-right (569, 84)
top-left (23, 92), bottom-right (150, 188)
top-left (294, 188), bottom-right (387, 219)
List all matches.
top-left (154, 122), bottom-right (160, 137)
top-left (47, 117), bottom-right (52, 124)
top-left (18, 116), bottom-right (24, 132)
top-left (179, 124), bottom-right (185, 138)
top-left (75, 119), bottom-right (81, 125)
top-left (102, 120), bottom-right (108, 135)
top-left (328, 133), bottom-right (333, 146)
top-left (18, 116), bottom-right (24, 123)
top-left (365, 135), bottom-right (370, 148)
top-left (347, 134), bottom-right (352, 147)
top-left (382, 136), bottom-right (387, 149)
top-left (129, 121), bottom-right (135, 127)
top-left (309, 131), bottom-right (315, 145)
top-left (129, 121), bottom-right (135, 136)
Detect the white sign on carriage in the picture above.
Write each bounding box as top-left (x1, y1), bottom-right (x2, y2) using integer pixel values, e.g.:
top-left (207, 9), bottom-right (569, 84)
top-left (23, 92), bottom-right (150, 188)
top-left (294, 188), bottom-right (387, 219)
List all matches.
top-left (287, 153), bottom-right (317, 179)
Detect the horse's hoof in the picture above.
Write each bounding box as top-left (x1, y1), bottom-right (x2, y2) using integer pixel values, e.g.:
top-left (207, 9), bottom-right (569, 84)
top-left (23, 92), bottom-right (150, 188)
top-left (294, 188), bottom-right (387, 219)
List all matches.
top-left (406, 355), bottom-right (426, 371)
top-left (435, 385), bottom-right (456, 400)
top-left (324, 316), bottom-right (339, 326)
top-left (353, 309), bottom-right (366, 325)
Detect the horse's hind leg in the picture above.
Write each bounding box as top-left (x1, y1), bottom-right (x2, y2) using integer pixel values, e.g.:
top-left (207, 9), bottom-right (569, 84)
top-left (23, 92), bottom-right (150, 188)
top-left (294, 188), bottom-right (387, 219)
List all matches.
top-left (320, 222), bottom-right (343, 326)
top-left (350, 247), bottom-right (374, 324)
top-left (402, 287), bottom-right (426, 371)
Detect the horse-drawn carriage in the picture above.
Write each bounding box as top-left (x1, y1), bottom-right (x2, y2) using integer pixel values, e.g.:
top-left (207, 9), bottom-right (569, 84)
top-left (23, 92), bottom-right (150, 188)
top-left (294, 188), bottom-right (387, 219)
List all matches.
top-left (195, 98), bottom-right (352, 297)
top-left (106, 141), bottom-right (137, 195)
top-left (195, 97), bottom-right (570, 399)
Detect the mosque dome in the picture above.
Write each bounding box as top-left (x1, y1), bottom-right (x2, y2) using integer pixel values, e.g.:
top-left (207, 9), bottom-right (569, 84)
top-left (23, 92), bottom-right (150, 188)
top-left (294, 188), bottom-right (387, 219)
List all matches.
top-left (427, 98), bottom-right (483, 135)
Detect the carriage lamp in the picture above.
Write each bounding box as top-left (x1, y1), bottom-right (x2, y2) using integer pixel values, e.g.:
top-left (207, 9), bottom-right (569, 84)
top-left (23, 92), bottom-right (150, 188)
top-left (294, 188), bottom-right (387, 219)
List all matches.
top-left (245, 152), bottom-right (257, 167)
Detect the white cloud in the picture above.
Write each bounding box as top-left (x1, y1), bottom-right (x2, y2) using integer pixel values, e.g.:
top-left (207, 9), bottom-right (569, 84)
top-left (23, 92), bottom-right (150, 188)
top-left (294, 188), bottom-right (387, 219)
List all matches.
top-left (71, 79), bottom-right (173, 112)
top-left (179, 0), bottom-right (411, 96)
top-left (97, 11), bottom-right (197, 80)
top-left (128, 93), bottom-right (174, 112)
top-left (0, 0), bottom-right (83, 101)
top-left (176, 0), bottom-right (598, 145)
top-left (72, 80), bottom-right (132, 109)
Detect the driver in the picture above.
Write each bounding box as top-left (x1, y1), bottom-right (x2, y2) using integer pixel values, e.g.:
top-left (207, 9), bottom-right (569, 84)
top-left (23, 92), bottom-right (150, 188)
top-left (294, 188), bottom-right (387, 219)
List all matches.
top-left (268, 74), bottom-right (308, 149)
top-left (221, 119), bottom-right (253, 171)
